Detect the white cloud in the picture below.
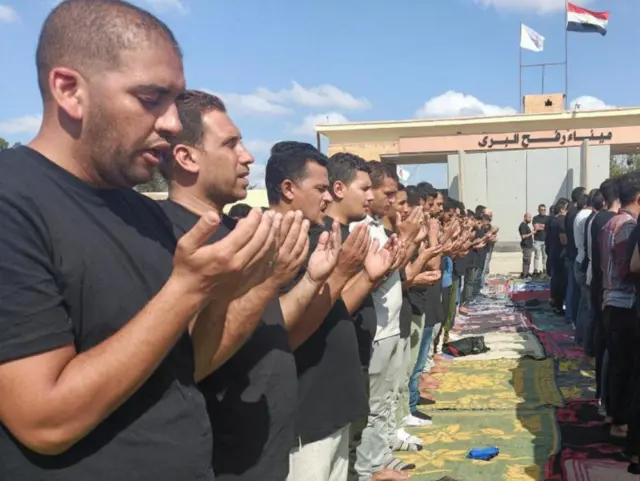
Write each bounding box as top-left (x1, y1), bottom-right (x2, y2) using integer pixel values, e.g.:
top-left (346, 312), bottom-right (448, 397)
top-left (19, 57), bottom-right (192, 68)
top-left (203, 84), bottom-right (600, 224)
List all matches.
top-left (569, 95), bottom-right (614, 111)
top-left (210, 90), bottom-right (293, 116)
top-left (0, 4), bottom-right (18, 22)
top-left (142, 0), bottom-right (187, 14)
top-left (0, 115), bottom-right (42, 135)
top-left (243, 139), bottom-right (274, 156)
top-left (255, 81), bottom-right (371, 110)
top-left (248, 163), bottom-right (266, 189)
top-left (473, 0), bottom-right (592, 14)
top-left (290, 112), bottom-right (350, 136)
top-left (415, 91), bottom-right (516, 118)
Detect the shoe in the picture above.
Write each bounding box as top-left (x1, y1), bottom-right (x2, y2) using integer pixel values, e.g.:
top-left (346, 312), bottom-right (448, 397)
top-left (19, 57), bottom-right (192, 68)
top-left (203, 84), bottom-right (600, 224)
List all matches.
top-left (418, 396), bottom-right (436, 406)
top-left (403, 413), bottom-right (432, 427)
top-left (396, 428), bottom-right (423, 446)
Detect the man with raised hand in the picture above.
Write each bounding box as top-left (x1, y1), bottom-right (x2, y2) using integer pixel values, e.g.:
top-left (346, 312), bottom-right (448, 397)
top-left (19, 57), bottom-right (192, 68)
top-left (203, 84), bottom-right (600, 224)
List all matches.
top-left (159, 91), bottom-right (343, 480)
top-left (0, 1), bottom-right (276, 480)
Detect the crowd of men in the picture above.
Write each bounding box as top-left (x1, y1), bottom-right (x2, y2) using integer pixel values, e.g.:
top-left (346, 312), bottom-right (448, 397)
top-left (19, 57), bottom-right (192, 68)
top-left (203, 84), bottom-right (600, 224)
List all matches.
top-left (518, 176), bottom-right (640, 472)
top-left (0, 1), bottom-right (501, 480)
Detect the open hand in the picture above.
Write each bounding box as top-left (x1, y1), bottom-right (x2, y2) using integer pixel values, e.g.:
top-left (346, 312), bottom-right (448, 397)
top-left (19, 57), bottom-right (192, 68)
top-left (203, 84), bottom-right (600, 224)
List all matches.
top-left (335, 223), bottom-right (370, 278)
top-left (271, 210), bottom-right (310, 287)
top-left (307, 220), bottom-right (341, 284)
top-left (172, 208), bottom-right (281, 302)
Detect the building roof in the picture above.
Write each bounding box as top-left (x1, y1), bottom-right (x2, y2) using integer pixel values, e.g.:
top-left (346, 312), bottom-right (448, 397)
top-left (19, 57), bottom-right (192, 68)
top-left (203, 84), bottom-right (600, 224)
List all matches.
top-left (315, 106), bottom-right (640, 141)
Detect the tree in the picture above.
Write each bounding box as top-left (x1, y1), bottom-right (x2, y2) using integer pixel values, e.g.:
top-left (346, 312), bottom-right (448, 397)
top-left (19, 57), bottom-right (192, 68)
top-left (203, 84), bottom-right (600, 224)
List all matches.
top-left (0, 137), bottom-right (8, 151)
top-left (610, 154), bottom-right (640, 178)
top-left (136, 170), bottom-right (168, 193)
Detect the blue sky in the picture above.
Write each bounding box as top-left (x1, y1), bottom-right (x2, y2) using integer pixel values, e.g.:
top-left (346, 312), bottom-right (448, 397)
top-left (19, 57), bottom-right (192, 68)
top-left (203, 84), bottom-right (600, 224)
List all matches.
top-left (0, 0), bottom-right (634, 188)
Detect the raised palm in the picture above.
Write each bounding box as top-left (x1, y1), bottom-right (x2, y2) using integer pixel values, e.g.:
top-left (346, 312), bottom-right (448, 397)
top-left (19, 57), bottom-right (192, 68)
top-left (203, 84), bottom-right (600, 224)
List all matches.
top-left (363, 239), bottom-right (394, 282)
top-left (306, 223), bottom-right (341, 284)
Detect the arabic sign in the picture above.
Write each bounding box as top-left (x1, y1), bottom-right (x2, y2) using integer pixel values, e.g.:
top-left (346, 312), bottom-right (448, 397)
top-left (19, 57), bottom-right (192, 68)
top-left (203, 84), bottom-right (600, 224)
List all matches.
top-left (478, 130), bottom-right (613, 149)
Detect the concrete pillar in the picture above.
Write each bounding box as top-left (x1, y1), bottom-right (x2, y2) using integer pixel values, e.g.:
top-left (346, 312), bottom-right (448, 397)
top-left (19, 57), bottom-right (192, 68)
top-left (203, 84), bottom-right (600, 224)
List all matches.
top-left (580, 140), bottom-right (589, 188)
top-left (458, 150), bottom-right (465, 203)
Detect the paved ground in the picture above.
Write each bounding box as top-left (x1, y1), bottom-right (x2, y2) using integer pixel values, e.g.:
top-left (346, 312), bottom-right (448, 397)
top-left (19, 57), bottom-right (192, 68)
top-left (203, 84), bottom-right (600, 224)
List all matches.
top-left (489, 252), bottom-right (523, 276)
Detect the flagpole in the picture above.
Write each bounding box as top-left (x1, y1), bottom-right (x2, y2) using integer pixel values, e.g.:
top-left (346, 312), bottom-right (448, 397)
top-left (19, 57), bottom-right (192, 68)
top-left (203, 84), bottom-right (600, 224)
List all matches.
top-left (519, 24), bottom-right (523, 113)
top-left (565, 1), bottom-right (569, 109)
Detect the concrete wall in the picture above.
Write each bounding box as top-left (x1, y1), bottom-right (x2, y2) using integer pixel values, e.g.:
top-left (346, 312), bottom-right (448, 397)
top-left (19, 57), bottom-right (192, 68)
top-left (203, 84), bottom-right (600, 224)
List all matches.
top-left (448, 144), bottom-right (610, 250)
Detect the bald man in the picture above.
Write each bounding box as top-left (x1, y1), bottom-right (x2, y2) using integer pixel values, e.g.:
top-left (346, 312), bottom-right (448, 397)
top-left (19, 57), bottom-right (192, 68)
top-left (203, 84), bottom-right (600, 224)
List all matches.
top-left (0, 1), bottom-right (278, 479)
top-left (519, 213), bottom-right (535, 278)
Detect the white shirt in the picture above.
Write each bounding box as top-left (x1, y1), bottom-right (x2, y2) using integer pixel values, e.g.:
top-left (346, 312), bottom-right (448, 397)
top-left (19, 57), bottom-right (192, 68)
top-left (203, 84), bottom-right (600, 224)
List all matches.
top-left (586, 214), bottom-right (595, 286)
top-left (350, 216), bottom-right (403, 342)
top-left (574, 209), bottom-right (592, 264)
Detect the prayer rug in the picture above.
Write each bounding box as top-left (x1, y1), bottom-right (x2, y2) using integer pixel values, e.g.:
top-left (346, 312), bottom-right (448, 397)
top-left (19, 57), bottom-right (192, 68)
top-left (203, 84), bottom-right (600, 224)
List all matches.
top-left (544, 400), bottom-right (628, 480)
top-left (450, 312), bottom-right (530, 336)
top-left (555, 357), bottom-right (596, 401)
top-left (448, 331), bottom-right (546, 361)
top-left (423, 358), bottom-right (563, 411)
top-left (535, 330), bottom-right (584, 359)
top-left (400, 409), bottom-right (559, 481)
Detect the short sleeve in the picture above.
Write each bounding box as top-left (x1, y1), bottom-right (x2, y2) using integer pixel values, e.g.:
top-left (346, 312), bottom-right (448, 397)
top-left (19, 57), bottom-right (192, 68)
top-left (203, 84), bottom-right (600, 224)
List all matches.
top-left (627, 223), bottom-right (640, 265)
top-left (0, 194), bottom-right (73, 363)
top-left (518, 223), bottom-right (527, 236)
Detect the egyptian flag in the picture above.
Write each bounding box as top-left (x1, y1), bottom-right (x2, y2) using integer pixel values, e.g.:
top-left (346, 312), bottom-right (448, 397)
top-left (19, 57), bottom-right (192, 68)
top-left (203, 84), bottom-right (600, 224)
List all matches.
top-left (566, 2), bottom-right (610, 36)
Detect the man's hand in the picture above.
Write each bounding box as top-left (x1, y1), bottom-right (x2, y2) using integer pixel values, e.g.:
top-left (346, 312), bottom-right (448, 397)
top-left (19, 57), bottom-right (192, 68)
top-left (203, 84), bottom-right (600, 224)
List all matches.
top-left (173, 209), bottom-right (281, 302)
top-left (395, 207), bottom-right (422, 243)
top-left (307, 221), bottom-right (341, 284)
top-left (386, 235), bottom-right (405, 272)
top-left (363, 236), bottom-right (396, 282)
top-left (427, 217), bottom-right (440, 240)
top-left (270, 210), bottom-right (310, 287)
top-left (335, 223), bottom-right (370, 278)
top-left (412, 270), bottom-right (442, 286)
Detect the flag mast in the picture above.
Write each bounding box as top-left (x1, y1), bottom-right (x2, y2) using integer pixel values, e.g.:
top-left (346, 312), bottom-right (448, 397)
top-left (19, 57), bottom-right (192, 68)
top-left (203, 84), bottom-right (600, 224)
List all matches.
top-left (519, 23), bottom-right (523, 113)
top-left (564, 1), bottom-right (569, 109)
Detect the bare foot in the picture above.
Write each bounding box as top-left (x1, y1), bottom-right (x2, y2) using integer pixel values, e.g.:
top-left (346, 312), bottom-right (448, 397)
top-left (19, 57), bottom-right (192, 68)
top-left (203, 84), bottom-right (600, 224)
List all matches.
top-left (434, 354), bottom-right (452, 362)
top-left (610, 424), bottom-right (628, 438)
top-left (371, 468), bottom-right (411, 480)
top-left (429, 366), bottom-right (450, 374)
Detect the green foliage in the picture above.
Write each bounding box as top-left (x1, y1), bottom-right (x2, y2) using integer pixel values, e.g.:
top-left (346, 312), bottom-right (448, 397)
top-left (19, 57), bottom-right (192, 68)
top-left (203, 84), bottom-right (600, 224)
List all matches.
top-left (610, 154), bottom-right (640, 178)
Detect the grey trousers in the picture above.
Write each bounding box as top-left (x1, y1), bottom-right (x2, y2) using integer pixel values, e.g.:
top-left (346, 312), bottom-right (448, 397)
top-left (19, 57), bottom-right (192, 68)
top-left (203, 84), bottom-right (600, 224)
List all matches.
top-left (533, 240), bottom-right (547, 273)
top-left (356, 334), bottom-right (401, 480)
top-left (394, 333), bottom-right (412, 426)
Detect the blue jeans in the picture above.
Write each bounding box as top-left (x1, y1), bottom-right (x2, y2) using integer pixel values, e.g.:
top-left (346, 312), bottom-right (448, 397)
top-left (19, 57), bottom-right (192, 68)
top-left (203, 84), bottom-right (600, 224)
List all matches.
top-left (408, 325), bottom-right (434, 413)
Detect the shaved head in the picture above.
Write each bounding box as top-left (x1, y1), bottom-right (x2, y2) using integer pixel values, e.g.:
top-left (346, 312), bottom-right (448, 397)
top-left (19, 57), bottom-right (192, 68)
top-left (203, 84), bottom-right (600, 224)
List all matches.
top-left (36, 0), bottom-right (181, 99)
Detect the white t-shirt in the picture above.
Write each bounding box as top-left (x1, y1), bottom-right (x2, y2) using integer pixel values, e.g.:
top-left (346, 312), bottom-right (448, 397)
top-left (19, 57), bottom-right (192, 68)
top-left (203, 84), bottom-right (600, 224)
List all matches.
top-left (574, 208), bottom-right (592, 264)
top-left (350, 216), bottom-right (403, 342)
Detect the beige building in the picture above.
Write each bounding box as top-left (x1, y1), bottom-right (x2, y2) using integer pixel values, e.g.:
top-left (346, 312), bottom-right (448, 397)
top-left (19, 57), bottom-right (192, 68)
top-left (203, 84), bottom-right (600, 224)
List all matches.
top-left (316, 93), bottom-right (640, 248)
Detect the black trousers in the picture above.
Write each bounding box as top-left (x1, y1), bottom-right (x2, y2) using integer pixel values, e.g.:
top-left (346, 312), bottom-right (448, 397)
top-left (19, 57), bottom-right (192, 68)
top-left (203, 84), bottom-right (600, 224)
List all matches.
top-left (603, 306), bottom-right (637, 426)
top-left (550, 257), bottom-right (567, 310)
top-left (591, 282), bottom-right (607, 398)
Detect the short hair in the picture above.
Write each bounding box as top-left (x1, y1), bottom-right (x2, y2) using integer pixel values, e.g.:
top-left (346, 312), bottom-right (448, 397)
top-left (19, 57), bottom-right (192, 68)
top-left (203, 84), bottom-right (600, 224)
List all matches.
top-left (228, 203), bottom-right (252, 219)
top-left (271, 141), bottom-right (317, 156)
top-left (538, 203), bottom-right (546, 209)
top-left (599, 178), bottom-right (619, 207)
top-left (586, 188), bottom-right (600, 208)
top-left (475, 205), bottom-right (486, 216)
top-left (327, 152), bottom-right (371, 194)
top-left (368, 162), bottom-right (398, 189)
top-left (616, 171), bottom-right (640, 207)
top-left (571, 186), bottom-right (587, 203)
top-left (591, 191), bottom-right (606, 211)
top-left (36, 0), bottom-right (181, 99)
top-left (397, 183), bottom-right (406, 192)
top-left (576, 192), bottom-right (589, 210)
top-left (265, 143), bottom-right (328, 205)
top-left (556, 198), bottom-right (570, 212)
top-left (443, 197), bottom-right (457, 212)
top-left (160, 90), bottom-right (227, 179)
top-left (416, 182), bottom-right (437, 200)
top-left (405, 185), bottom-right (421, 207)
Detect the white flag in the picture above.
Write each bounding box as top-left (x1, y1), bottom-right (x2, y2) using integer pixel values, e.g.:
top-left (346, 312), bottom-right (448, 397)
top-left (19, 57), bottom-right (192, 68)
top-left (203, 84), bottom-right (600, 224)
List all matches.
top-left (397, 166), bottom-right (410, 182)
top-left (520, 24), bottom-right (545, 52)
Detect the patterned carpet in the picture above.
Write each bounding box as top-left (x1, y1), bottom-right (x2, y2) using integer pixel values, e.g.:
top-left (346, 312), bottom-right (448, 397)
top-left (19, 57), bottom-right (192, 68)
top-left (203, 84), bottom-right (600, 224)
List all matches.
top-left (404, 276), bottom-right (622, 481)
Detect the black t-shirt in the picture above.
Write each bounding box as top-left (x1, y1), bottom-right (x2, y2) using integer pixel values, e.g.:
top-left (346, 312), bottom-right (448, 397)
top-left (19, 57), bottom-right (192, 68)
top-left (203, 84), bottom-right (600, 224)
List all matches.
top-left (283, 218), bottom-right (368, 444)
top-left (453, 252), bottom-right (472, 277)
top-left (423, 282), bottom-right (444, 326)
top-left (0, 147), bottom-right (213, 481)
top-left (468, 227), bottom-right (488, 269)
top-left (519, 221), bottom-right (534, 248)
top-left (547, 215), bottom-right (566, 263)
top-left (591, 210), bottom-right (617, 291)
top-left (565, 205), bottom-right (579, 260)
top-left (532, 215), bottom-right (550, 242)
top-left (159, 201), bottom-right (297, 481)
